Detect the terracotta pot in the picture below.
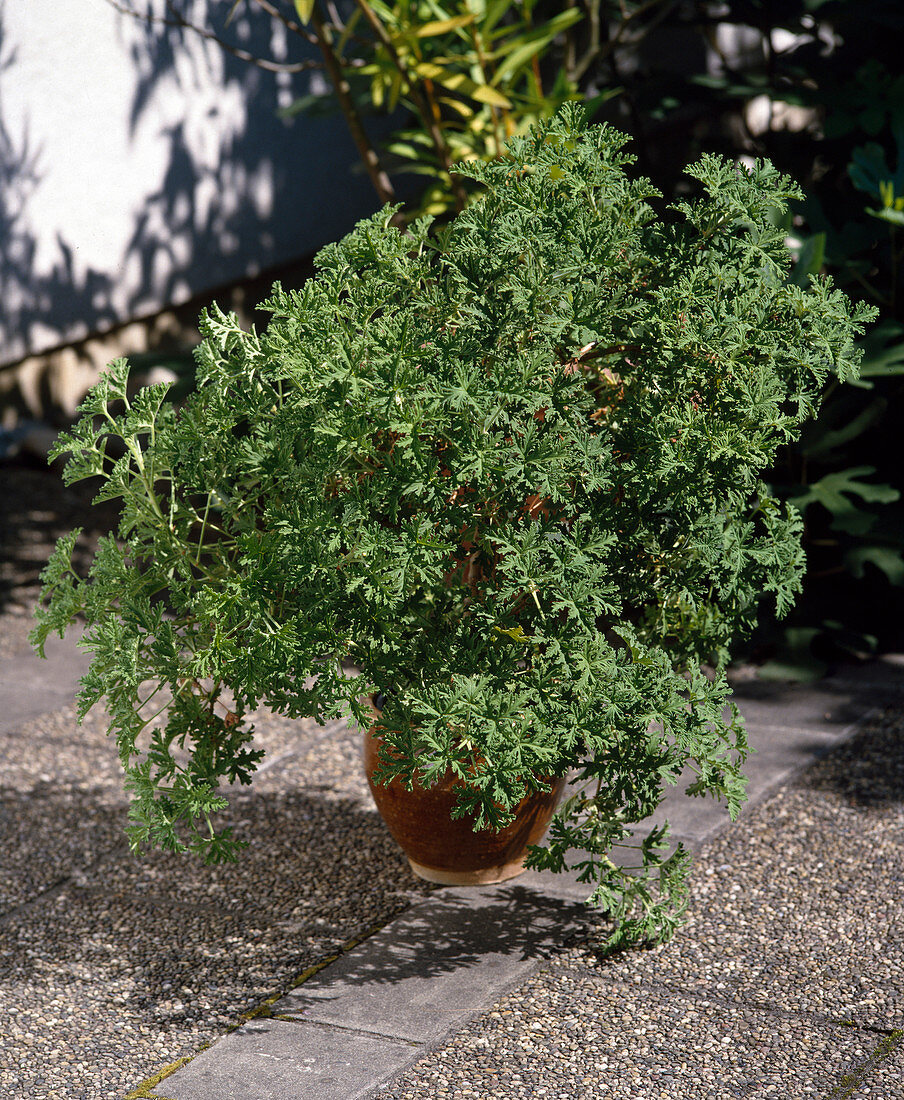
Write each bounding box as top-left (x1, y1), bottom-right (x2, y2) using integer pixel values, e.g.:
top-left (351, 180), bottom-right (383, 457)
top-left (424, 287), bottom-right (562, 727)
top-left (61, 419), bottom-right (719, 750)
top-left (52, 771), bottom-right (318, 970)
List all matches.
top-left (363, 726), bottom-right (565, 886)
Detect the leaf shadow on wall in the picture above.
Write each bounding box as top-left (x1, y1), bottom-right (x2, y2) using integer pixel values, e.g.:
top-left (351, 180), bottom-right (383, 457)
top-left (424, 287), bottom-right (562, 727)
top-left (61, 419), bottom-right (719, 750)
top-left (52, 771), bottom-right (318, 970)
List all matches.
top-left (0, 0), bottom-right (387, 394)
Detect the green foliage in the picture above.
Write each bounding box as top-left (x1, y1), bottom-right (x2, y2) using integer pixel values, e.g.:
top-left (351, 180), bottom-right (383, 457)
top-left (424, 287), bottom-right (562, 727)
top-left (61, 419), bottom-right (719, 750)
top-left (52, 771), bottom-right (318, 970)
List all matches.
top-left (761, 60), bottom-right (904, 660)
top-left (285, 0), bottom-right (596, 217)
top-left (32, 107), bottom-right (871, 947)
top-left (656, 11), bottom-right (904, 661)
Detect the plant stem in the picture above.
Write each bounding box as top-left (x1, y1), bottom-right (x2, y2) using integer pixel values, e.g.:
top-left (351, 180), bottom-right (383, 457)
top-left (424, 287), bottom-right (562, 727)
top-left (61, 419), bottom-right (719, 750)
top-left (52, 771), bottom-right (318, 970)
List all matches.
top-left (306, 3), bottom-right (397, 206)
top-left (471, 24), bottom-right (503, 156)
top-left (352, 0), bottom-right (468, 211)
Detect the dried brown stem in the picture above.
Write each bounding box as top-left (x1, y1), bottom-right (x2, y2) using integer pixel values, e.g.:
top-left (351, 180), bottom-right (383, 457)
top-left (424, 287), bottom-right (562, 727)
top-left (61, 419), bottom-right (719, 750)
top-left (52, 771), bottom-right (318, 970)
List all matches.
top-left (352, 0), bottom-right (468, 211)
top-left (308, 4), bottom-right (397, 206)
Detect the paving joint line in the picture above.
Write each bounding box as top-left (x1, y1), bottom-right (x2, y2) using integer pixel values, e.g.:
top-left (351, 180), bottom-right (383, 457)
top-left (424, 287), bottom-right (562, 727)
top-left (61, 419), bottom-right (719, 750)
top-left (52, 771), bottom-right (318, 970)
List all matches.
top-left (138, 893), bottom-right (599, 1099)
top-left (0, 836), bottom-right (133, 926)
top-left (66, 884), bottom-right (248, 920)
top-left (121, 691), bottom-right (894, 1098)
top-left (251, 723), bottom-right (352, 778)
top-left (264, 1013), bottom-right (426, 1048)
top-left (741, 722), bottom-right (865, 736)
top-left (0, 874), bottom-right (73, 926)
top-left (825, 1028), bottom-right (904, 1099)
top-left (560, 963), bottom-right (903, 1036)
top-left (746, 704), bottom-right (880, 740)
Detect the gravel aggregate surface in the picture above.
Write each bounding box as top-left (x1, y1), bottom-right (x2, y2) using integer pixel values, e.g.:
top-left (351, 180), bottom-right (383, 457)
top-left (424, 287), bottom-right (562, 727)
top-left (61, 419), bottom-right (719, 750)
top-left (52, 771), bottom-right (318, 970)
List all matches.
top-left (378, 707), bottom-right (904, 1099)
top-left (0, 459), bottom-right (438, 1099)
top-left (0, 684), bottom-right (436, 1100)
top-left (5, 459), bottom-right (904, 1099)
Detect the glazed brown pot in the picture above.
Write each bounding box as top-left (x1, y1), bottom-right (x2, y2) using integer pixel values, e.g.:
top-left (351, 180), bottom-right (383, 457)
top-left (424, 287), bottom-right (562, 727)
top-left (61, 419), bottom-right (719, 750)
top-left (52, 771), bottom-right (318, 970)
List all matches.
top-left (364, 726), bottom-right (565, 886)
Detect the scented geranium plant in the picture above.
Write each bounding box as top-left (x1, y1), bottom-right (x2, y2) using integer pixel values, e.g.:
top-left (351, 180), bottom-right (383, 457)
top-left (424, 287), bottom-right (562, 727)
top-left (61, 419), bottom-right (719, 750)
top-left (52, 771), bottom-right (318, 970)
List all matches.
top-left (33, 106), bottom-right (873, 947)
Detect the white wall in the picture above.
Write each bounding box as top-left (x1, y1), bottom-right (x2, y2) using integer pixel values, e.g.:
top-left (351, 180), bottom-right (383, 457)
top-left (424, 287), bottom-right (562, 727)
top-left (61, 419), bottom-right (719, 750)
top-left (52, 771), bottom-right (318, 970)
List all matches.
top-left (0, 0), bottom-right (386, 366)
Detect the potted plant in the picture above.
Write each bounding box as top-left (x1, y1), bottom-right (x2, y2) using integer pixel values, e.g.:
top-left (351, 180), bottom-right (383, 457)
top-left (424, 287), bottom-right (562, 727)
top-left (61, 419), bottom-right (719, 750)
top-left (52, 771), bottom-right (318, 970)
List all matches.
top-left (32, 105), bottom-right (873, 949)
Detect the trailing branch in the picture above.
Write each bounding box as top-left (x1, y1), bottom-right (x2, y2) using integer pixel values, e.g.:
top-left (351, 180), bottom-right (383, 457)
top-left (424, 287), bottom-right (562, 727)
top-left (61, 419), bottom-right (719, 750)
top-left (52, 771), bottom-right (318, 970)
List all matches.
top-left (105, 0), bottom-right (322, 73)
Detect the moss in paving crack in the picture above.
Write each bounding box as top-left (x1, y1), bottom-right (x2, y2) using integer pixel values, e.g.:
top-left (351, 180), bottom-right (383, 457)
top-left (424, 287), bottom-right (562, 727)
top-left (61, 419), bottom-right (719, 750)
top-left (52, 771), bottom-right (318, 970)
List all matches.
top-left (827, 1028), bottom-right (904, 1098)
top-left (122, 909), bottom-right (411, 1095)
top-left (124, 1051), bottom-right (203, 1099)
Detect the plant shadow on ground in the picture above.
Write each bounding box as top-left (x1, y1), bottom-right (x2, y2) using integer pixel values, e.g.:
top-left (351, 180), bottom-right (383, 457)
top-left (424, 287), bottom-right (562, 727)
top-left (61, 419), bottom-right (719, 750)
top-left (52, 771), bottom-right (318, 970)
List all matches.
top-left (0, 769), bottom-right (598, 1100)
top-left (0, 784), bottom-right (434, 1096)
top-left (0, 461), bottom-right (122, 616)
top-left (279, 884), bottom-right (593, 1009)
top-left (802, 700), bottom-right (904, 807)
top-left (3, 668), bottom-right (903, 1096)
top-left (0, 773), bottom-right (593, 1029)
top-left (0, 754), bottom-right (436, 1096)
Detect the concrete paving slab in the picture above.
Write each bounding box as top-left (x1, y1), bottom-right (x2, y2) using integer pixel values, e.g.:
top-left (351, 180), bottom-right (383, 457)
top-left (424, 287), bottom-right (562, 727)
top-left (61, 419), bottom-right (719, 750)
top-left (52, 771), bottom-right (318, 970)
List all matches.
top-left (591, 717), bottom-right (904, 1032)
top-left (156, 1018), bottom-right (419, 1100)
top-left (375, 959), bottom-right (900, 1100)
top-left (646, 721), bottom-right (860, 847)
top-left (274, 885), bottom-right (589, 1043)
top-left (508, 866), bottom-right (597, 901)
top-left (728, 680), bottom-right (866, 733)
top-left (371, 703), bottom-right (904, 1097)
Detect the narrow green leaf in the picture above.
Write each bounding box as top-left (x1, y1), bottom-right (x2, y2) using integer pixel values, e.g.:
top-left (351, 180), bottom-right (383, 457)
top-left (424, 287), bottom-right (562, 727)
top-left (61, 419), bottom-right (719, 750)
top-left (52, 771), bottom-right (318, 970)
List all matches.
top-left (415, 14), bottom-right (476, 37)
top-left (413, 61), bottom-right (512, 109)
top-left (293, 0), bottom-right (317, 23)
top-left (470, 83), bottom-right (513, 109)
top-left (491, 9), bottom-right (584, 86)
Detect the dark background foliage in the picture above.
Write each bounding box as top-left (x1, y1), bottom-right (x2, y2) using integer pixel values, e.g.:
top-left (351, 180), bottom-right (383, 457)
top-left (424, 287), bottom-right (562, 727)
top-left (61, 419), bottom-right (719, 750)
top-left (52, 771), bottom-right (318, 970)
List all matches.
top-left (558, 0), bottom-right (904, 667)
